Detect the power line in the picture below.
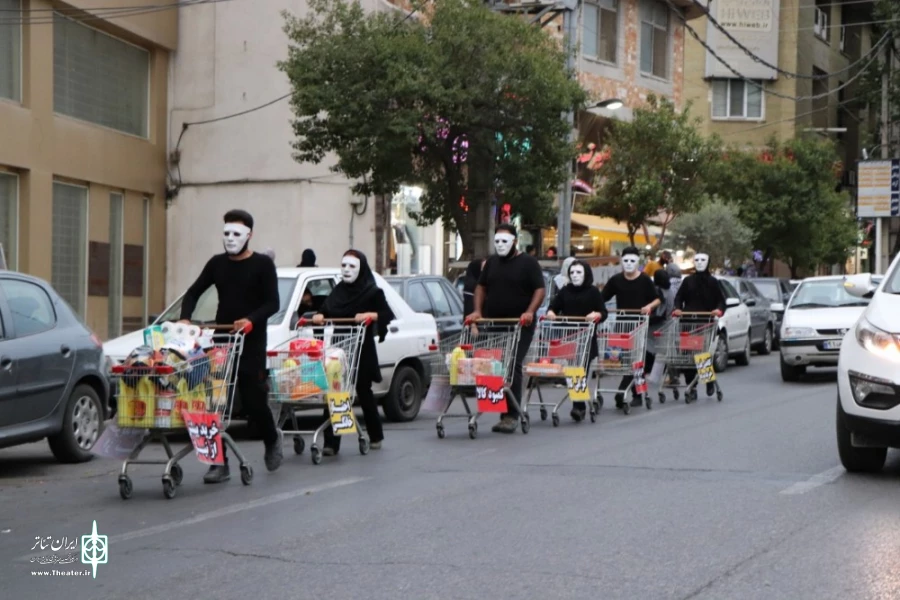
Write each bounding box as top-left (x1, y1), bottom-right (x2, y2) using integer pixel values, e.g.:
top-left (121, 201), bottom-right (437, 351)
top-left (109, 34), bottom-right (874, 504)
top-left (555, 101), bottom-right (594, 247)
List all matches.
top-left (793, 18), bottom-right (899, 32)
top-left (0, 0), bottom-right (230, 26)
top-left (690, 0), bottom-right (891, 79)
top-left (722, 95), bottom-right (862, 137)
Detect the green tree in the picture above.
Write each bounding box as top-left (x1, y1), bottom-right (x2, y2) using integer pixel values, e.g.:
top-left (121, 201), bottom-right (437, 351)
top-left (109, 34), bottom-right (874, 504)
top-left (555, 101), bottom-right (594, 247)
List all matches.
top-left (278, 0), bottom-right (586, 258)
top-left (667, 198), bottom-right (754, 270)
top-left (585, 95), bottom-right (722, 248)
top-left (709, 137), bottom-right (859, 278)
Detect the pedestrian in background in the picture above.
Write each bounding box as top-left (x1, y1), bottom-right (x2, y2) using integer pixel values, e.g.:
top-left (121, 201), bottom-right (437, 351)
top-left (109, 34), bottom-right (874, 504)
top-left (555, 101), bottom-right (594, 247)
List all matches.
top-left (298, 248), bottom-right (317, 267)
top-left (312, 250), bottom-right (394, 455)
top-left (462, 258), bottom-right (485, 317)
top-left (644, 250), bottom-right (672, 279)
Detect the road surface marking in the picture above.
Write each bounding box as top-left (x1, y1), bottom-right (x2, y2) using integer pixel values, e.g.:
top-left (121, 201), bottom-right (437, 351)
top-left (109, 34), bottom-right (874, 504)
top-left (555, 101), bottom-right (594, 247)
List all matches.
top-left (779, 466), bottom-right (844, 495)
top-left (19, 477), bottom-right (368, 562)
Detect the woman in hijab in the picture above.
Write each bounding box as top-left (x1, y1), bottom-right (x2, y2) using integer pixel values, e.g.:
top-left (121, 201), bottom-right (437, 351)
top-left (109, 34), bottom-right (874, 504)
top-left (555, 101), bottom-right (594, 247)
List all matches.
top-left (298, 248), bottom-right (317, 268)
top-left (312, 250), bottom-right (395, 455)
top-left (462, 258), bottom-right (485, 317)
top-left (546, 260), bottom-right (608, 422)
top-left (553, 256), bottom-right (577, 293)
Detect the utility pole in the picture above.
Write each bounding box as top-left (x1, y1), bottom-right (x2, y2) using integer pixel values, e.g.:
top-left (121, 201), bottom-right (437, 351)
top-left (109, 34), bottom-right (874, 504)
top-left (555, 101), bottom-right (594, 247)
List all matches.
top-left (876, 40), bottom-right (891, 274)
top-left (557, 0), bottom-right (578, 260)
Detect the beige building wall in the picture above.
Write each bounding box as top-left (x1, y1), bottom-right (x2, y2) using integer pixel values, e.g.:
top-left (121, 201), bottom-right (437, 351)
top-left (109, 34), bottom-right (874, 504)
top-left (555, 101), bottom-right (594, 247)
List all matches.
top-left (0, 0), bottom-right (175, 339)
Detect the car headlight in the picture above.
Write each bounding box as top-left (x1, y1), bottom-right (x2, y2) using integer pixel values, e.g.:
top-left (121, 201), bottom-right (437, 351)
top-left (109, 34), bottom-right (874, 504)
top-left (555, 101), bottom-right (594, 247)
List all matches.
top-left (782, 327), bottom-right (816, 338)
top-left (855, 318), bottom-right (900, 361)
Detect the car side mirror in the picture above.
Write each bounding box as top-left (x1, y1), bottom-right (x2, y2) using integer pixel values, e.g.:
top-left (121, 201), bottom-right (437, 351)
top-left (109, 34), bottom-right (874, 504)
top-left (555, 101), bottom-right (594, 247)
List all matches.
top-left (743, 297), bottom-right (756, 307)
top-left (725, 297), bottom-right (740, 309)
top-left (843, 274), bottom-right (876, 299)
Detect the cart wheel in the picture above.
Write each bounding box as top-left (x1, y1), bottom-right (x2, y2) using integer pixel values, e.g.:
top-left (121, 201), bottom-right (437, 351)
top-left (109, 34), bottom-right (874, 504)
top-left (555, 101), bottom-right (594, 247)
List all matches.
top-left (169, 464), bottom-right (184, 486)
top-left (673, 389), bottom-right (681, 401)
top-left (437, 424), bottom-right (446, 439)
top-left (468, 423), bottom-right (477, 439)
top-left (658, 393), bottom-right (666, 405)
top-left (162, 477), bottom-right (177, 500)
top-left (311, 447), bottom-right (322, 465)
top-left (717, 390), bottom-right (724, 402)
top-left (118, 476), bottom-right (133, 500)
top-left (645, 396), bottom-right (652, 410)
top-left (240, 464), bottom-right (253, 485)
top-left (540, 408), bottom-right (548, 421)
top-left (521, 414), bottom-right (530, 434)
top-left (293, 436), bottom-right (305, 455)
top-left (623, 402), bottom-right (631, 415)
top-left (551, 414), bottom-right (560, 427)
top-left (359, 437), bottom-right (370, 455)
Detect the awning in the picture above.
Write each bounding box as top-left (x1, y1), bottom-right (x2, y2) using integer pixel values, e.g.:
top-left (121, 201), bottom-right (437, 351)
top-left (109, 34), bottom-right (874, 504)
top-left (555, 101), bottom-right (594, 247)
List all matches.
top-left (570, 212), bottom-right (662, 236)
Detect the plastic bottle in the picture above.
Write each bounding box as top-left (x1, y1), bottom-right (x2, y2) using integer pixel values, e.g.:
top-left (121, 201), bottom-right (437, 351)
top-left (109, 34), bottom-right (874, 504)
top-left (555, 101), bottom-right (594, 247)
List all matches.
top-left (449, 346), bottom-right (466, 386)
top-left (326, 357), bottom-right (343, 392)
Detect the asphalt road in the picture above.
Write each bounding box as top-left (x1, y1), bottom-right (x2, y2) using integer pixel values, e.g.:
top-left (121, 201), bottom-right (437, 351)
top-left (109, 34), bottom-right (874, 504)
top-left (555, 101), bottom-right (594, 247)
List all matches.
top-left (2, 354), bottom-right (900, 600)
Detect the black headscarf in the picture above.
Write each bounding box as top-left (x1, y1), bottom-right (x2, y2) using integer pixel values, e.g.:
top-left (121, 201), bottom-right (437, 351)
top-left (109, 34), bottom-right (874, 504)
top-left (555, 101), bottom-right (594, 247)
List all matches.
top-left (564, 260), bottom-right (595, 294)
top-left (298, 248), bottom-right (316, 267)
top-left (321, 250), bottom-right (393, 342)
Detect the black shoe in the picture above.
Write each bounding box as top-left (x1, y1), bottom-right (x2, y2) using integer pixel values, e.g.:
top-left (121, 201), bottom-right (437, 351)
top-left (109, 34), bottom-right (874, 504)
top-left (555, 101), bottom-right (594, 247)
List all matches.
top-left (630, 397), bottom-right (643, 408)
top-left (570, 406), bottom-right (586, 422)
top-left (203, 465), bottom-right (231, 484)
top-left (491, 416), bottom-right (519, 434)
top-left (706, 382), bottom-right (716, 396)
top-left (264, 429), bottom-right (284, 472)
top-left (615, 393), bottom-right (625, 409)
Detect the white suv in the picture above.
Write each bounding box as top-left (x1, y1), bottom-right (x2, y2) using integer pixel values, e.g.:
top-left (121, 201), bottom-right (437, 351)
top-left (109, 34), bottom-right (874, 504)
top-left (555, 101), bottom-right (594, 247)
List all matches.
top-left (836, 268), bottom-right (900, 472)
top-left (104, 268), bottom-right (439, 422)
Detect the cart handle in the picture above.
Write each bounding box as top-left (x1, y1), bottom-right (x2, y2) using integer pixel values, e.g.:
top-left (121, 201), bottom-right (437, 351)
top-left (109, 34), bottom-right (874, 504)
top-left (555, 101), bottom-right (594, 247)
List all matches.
top-left (613, 309), bottom-right (650, 315)
top-left (540, 315), bottom-right (602, 323)
top-left (463, 317), bottom-right (526, 325)
top-left (178, 322), bottom-right (254, 334)
top-left (297, 317), bottom-right (372, 327)
top-left (672, 311), bottom-right (721, 317)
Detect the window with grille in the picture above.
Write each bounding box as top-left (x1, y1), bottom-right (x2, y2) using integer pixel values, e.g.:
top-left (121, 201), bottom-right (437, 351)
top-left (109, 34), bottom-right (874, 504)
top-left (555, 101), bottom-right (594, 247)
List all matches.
top-left (0, 172), bottom-right (18, 269)
top-left (109, 192), bottom-right (124, 338)
top-left (711, 79), bottom-right (764, 119)
top-left (640, 0), bottom-right (670, 79)
top-left (51, 182), bottom-right (88, 317)
top-left (53, 13), bottom-right (150, 137)
top-left (583, 0), bottom-right (618, 65)
top-left (814, 2), bottom-right (830, 42)
top-left (0, 0), bottom-right (21, 101)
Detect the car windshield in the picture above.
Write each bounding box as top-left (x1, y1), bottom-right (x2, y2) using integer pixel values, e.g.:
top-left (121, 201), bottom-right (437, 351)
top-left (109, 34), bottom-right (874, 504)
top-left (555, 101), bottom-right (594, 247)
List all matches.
top-left (753, 280), bottom-right (782, 302)
top-left (789, 280), bottom-right (871, 309)
top-left (158, 277), bottom-right (299, 325)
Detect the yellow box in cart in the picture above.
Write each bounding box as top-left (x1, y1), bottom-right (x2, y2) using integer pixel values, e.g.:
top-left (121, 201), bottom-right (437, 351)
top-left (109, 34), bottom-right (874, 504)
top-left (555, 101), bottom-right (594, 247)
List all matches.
top-left (117, 377), bottom-right (156, 429)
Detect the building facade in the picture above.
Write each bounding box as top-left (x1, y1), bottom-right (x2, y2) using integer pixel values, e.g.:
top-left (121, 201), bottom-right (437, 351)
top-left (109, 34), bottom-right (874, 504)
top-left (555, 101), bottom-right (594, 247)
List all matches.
top-left (0, 0), bottom-right (172, 340)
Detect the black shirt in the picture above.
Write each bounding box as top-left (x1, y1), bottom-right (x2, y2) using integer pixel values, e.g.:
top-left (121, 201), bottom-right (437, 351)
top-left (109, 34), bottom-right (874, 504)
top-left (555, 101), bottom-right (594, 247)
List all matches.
top-left (600, 273), bottom-right (659, 310)
top-left (180, 252), bottom-right (279, 371)
top-left (550, 286), bottom-right (608, 320)
top-left (478, 253), bottom-right (546, 319)
top-left (674, 273), bottom-right (727, 313)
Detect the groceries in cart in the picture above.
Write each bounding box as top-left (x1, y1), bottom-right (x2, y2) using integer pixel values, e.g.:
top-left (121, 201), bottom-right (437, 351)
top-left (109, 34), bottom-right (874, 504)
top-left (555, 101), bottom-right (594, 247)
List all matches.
top-left (446, 345), bottom-right (504, 386)
top-left (268, 337), bottom-right (348, 402)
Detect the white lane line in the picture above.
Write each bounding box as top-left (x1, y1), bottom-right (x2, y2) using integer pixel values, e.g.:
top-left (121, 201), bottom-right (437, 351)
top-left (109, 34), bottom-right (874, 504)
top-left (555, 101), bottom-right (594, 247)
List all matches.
top-left (18, 477), bottom-right (368, 562)
top-left (779, 466), bottom-right (845, 495)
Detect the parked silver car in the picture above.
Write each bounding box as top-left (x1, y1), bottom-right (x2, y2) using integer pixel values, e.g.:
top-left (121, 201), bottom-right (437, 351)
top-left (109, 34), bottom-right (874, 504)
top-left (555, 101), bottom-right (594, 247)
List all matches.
top-left (0, 272), bottom-right (110, 462)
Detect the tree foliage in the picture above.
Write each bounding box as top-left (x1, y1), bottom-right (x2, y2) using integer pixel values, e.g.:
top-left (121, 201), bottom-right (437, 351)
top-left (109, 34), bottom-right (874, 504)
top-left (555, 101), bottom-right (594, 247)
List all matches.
top-left (667, 198), bottom-right (754, 269)
top-left (278, 0), bottom-right (586, 257)
top-left (708, 137), bottom-right (859, 278)
top-left (585, 95), bottom-right (722, 247)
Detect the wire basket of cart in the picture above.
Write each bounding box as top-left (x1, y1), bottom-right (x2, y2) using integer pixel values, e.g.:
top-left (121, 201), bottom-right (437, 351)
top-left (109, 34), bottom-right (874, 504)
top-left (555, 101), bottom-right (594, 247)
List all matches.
top-left (652, 313), bottom-right (723, 404)
top-left (267, 318), bottom-right (369, 465)
top-left (110, 323), bottom-right (250, 500)
top-left (522, 317), bottom-right (599, 427)
top-left (594, 311), bottom-right (651, 415)
top-left (435, 318), bottom-right (526, 439)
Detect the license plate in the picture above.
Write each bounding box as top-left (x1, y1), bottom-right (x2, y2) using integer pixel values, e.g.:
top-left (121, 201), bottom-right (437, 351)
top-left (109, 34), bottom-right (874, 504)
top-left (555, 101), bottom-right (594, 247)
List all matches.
top-left (823, 340), bottom-right (842, 350)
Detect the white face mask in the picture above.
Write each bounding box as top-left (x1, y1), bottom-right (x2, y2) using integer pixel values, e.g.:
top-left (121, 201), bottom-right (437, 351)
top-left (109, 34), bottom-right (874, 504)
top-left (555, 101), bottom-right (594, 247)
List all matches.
top-left (621, 255), bottom-right (639, 274)
top-left (569, 265), bottom-right (585, 287)
top-left (694, 254), bottom-right (710, 273)
top-left (494, 232), bottom-right (516, 257)
top-left (341, 255), bottom-right (361, 284)
top-left (223, 223), bottom-right (251, 255)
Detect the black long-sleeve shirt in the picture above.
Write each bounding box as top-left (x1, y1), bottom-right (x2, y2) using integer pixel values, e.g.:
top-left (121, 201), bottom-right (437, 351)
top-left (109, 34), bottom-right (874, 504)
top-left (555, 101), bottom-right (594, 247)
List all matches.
top-left (180, 252), bottom-right (279, 371)
top-left (600, 273), bottom-right (659, 310)
top-left (673, 273), bottom-right (727, 313)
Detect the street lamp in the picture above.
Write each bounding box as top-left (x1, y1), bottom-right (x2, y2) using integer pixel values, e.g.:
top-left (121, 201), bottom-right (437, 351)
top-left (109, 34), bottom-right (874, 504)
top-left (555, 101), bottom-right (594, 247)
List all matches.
top-left (557, 98), bottom-right (624, 259)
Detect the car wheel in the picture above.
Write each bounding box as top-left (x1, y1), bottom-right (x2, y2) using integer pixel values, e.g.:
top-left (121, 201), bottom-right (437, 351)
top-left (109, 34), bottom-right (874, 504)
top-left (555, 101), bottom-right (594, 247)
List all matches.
top-left (382, 365), bottom-right (423, 423)
top-left (756, 326), bottom-right (773, 356)
top-left (735, 333), bottom-right (751, 366)
top-left (713, 334), bottom-right (729, 373)
top-left (836, 401), bottom-right (886, 473)
top-left (48, 384), bottom-right (104, 463)
top-left (779, 354), bottom-right (805, 382)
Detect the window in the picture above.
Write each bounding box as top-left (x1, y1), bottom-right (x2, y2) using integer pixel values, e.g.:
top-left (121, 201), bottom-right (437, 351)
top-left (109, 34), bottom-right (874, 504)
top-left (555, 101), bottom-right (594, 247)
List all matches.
top-left (711, 79), bottom-right (763, 119)
top-left (753, 280), bottom-right (782, 302)
top-left (108, 192), bottom-right (124, 338)
top-left (1, 279), bottom-right (57, 337)
top-left (52, 182), bottom-right (88, 318)
top-left (442, 281), bottom-right (463, 314)
top-left (640, 0), bottom-right (669, 79)
top-left (53, 13), bottom-right (150, 137)
top-left (0, 172), bottom-right (17, 269)
top-left (814, 3), bottom-right (829, 42)
top-left (0, 0), bottom-right (21, 102)
top-left (837, 83), bottom-right (846, 130)
top-left (811, 68), bottom-right (829, 129)
top-left (406, 282), bottom-right (432, 314)
top-left (583, 0), bottom-right (618, 64)
top-left (720, 280), bottom-right (739, 300)
top-left (424, 281), bottom-right (453, 318)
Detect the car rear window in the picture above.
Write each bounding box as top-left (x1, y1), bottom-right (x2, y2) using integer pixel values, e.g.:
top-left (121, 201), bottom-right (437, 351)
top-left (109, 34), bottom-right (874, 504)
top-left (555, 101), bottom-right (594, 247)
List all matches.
top-left (753, 280), bottom-right (781, 302)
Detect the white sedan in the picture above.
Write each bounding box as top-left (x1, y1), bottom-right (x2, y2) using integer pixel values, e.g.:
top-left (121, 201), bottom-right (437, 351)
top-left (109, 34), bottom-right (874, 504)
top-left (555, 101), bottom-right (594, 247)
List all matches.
top-left (779, 275), bottom-right (880, 382)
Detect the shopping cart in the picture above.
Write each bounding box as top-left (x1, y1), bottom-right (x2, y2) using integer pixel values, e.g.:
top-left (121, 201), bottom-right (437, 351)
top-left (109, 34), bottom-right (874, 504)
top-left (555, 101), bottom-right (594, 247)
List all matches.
top-left (268, 318), bottom-right (370, 465)
top-left (110, 324), bottom-right (249, 500)
top-left (522, 317), bottom-right (599, 426)
top-left (594, 311), bottom-right (651, 415)
top-left (652, 313), bottom-right (723, 404)
top-left (434, 318), bottom-right (526, 439)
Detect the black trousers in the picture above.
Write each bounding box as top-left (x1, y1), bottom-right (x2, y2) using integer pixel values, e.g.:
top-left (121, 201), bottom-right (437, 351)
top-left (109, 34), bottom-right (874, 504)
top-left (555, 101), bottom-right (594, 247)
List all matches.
top-left (504, 325), bottom-right (535, 419)
top-left (323, 371), bottom-right (383, 452)
top-left (617, 351), bottom-right (656, 398)
top-left (223, 367), bottom-right (278, 463)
